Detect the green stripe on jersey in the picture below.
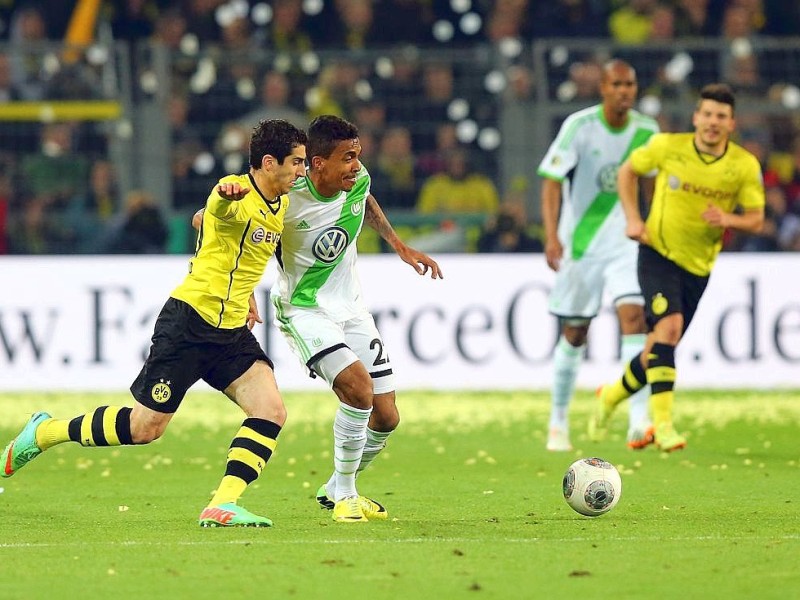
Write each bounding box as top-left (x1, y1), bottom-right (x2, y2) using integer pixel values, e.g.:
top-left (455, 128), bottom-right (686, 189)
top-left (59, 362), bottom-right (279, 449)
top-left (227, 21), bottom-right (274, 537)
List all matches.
top-left (571, 127), bottom-right (655, 259)
top-left (289, 176), bottom-right (369, 307)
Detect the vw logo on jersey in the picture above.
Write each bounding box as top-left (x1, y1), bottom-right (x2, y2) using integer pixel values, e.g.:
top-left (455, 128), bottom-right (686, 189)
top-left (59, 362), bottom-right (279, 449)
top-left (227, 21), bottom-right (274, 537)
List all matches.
top-left (313, 226), bottom-right (349, 263)
top-left (351, 200), bottom-right (363, 216)
top-left (251, 227), bottom-right (266, 243)
top-left (596, 163), bottom-right (619, 193)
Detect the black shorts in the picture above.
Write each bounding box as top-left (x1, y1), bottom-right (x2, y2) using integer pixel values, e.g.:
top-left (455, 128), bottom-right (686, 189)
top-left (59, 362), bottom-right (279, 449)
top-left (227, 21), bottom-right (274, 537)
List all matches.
top-left (638, 245), bottom-right (710, 334)
top-left (130, 298), bottom-right (273, 413)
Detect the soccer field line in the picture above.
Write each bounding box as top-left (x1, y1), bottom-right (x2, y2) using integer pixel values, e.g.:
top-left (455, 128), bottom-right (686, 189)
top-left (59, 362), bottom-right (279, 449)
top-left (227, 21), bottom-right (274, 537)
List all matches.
top-left (1, 534), bottom-right (798, 549)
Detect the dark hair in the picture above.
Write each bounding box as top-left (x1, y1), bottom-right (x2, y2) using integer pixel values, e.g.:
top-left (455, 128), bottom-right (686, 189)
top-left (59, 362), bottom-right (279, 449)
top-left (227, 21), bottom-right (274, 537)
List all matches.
top-left (698, 83), bottom-right (736, 112)
top-left (249, 119), bottom-right (307, 169)
top-left (307, 115), bottom-right (359, 161)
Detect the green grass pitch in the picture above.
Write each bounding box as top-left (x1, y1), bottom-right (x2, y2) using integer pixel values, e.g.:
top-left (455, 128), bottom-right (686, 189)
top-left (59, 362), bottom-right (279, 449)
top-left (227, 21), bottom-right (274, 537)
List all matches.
top-left (1, 390), bottom-right (799, 599)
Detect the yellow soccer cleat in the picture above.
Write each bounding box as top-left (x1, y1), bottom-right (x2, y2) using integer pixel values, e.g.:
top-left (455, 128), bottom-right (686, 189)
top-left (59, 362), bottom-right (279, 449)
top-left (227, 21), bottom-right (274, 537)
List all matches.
top-left (332, 496), bottom-right (368, 523)
top-left (359, 496), bottom-right (388, 520)
top-left (654, 423), bottom-right (687, 453)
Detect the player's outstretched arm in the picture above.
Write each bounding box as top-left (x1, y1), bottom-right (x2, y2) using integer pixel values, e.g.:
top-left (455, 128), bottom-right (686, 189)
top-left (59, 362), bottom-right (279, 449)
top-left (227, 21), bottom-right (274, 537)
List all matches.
top-left (365, 194), bottom-right (443, 279)
top-left (617, 160), bottom-right (649, 244)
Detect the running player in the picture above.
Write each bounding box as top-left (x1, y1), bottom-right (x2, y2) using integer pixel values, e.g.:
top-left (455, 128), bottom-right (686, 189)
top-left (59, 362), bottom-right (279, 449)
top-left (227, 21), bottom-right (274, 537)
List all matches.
top-left (272, 115), bottom-right (443, 522)
top-left (537, 59), bottom-right (659, 451)
top-left (590, 83), bottom-right (765, 451)
top-left (1, 119), bottom-right (308, 527)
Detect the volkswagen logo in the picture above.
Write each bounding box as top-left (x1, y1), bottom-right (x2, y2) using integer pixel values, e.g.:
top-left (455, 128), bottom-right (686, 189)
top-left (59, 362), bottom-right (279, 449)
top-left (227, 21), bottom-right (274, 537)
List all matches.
top-left (313, 227), bottom-right (349, 263)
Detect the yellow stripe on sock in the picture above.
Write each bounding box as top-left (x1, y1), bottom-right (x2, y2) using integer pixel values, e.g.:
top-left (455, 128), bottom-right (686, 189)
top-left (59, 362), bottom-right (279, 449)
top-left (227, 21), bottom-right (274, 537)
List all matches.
top-left (80, 414), bottom-right (94, 446)
top-left (103, 407), bottom-right (121, 446)
top-left (240, 429), bottom-right (278, 452)
top-left (647, 366), bottom-right (676, 383)
top-left (227, 447), bottom-right (265, 473)
top-left (35, 419), bottom-right (71, 451)
top-left (209, 476), bottom-right (247, 506)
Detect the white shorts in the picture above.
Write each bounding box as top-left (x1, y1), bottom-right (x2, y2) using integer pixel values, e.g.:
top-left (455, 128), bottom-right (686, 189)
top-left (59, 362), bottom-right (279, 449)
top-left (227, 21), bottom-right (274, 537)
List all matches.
top-left (273, 306), bottom-right (396, 395)
top-left (548, 250), bottom-right (643, 320)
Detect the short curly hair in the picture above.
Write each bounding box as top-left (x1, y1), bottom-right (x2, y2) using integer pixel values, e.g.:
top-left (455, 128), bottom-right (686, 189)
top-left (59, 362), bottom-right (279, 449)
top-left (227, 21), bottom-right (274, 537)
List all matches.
top-left (306, 115), bottom-right (359, 162)
top-left (249, 119), bottom-right (307, 169)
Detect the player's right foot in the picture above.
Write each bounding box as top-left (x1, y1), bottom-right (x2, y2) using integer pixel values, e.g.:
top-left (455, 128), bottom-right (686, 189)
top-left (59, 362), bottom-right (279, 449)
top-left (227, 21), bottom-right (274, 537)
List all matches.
top-left (2, 411), bottom-right (51, 478)
top-left (332, 496), bottom-right (368, 522)
top-left (587, 386), bottom-right (613, 442)
top-left (546, 427), bottom-right (572, 452)
top-left (198, 502), bottom-right (273, 527)
top-left (359, 496), bottom-right (388, 520)
top-left (627, 425), bottom-right (655, 450)
top-left (654, 424), bottom-right (687, 453)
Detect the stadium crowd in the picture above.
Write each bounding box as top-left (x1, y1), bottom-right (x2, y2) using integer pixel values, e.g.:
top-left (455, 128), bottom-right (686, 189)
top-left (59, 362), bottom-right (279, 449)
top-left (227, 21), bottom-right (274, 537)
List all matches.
top-left (1, 0), bottom-right (800, 254)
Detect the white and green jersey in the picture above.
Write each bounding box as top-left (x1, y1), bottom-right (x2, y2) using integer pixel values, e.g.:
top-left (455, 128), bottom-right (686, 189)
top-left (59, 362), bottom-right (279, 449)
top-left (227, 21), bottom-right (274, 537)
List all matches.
top-left (271, 167), bottom-right (370, 322)
top-left (537, 105), bottom-right (659, 261)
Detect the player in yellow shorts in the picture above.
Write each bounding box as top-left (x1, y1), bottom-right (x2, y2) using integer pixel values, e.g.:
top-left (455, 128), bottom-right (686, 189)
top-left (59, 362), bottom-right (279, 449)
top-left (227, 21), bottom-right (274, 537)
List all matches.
top-left (589, 83), bottom-right (765, 451)
top-left (2, 119), bottom-right (308, 526)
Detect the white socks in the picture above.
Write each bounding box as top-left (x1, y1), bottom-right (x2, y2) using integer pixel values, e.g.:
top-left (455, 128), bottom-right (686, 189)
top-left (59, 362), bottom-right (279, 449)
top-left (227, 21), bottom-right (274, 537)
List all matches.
top-left (332, 402), bottom-right (372, 501)
top-left (326, 426), bottom-right (391, 500)
top-left (549, 335), bottom-right (584, 430)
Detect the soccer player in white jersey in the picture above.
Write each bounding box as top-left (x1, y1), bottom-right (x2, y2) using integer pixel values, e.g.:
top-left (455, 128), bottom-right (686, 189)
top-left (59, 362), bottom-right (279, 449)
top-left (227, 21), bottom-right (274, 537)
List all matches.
top-left (272, 115), bottom-right (443, 522)
top-left (537, 60), bottom-right (660, 452)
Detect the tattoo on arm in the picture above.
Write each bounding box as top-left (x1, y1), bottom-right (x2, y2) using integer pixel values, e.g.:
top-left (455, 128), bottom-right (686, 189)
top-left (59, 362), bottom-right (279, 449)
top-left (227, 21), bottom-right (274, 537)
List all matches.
top-left (365, 194), bottom-right (397, 241)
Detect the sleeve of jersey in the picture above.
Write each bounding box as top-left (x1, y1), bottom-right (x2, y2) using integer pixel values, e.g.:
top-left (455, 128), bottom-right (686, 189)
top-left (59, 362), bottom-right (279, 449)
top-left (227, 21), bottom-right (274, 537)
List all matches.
top-left (737, 155), bottom-right (766, 211)
top-left (629, 133), bottom-right (666, 175)
top-left (536, 118), bottom-right (579, 181)
top-left (205, 177), bottom-right (243, 221)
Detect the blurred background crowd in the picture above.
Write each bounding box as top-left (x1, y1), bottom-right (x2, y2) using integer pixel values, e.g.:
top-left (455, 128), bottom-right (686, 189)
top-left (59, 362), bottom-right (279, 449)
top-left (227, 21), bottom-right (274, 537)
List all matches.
top-left (1, 0), bottom-right (800, 255)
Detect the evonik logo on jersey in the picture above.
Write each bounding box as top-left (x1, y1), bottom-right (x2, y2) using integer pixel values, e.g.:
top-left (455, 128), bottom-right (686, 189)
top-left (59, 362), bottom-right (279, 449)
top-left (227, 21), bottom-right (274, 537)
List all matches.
top-left (313, 227), bottom-right (349, 263)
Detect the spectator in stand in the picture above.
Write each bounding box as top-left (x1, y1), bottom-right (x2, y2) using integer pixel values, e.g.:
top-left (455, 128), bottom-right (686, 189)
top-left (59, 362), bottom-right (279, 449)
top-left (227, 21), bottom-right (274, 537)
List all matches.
top-left (608, 0), bottom-right (659, 45)
top-left (370, 126), bottom-right (419, 210)
top-left (183, 0), bottom-right (222, 44)
top-left (485, 0), bottom-right (532, 43)
top-left (8, 5), bottom-right (48, 101)
top-left (477, 198), bottom-right (542, 253)
top-left (416, 122), bottom-right (458, 178)
top-left (417, 147), bottom-right (499, 216)
top-left (98, 190), bottom-right (168, 254)
top-left (674, 0), bottom-right (724, 36)
top-left (66, 160), bottom-right (119, 253)
top-left (530, 0), bottom-right (609, 38)
top-left (269, 0), bottom-right (313, 53)
top-left (108, 0), bottom-right (159, 43)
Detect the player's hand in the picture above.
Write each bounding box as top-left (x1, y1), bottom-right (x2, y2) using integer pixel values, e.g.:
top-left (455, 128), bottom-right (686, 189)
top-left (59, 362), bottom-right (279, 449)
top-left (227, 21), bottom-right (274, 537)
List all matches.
top-left (544, 238), bottom-right (563, 271)
top-left (217, 182), bottom-right (250, 201)
top-left (397, 244), bottom-right (443, 279)
top-left (625, 220), bottom-right (650, 245)
top-left (701, 203), bottom-right (728, 228)
top-left (246, 294), bottom-right (262, 330)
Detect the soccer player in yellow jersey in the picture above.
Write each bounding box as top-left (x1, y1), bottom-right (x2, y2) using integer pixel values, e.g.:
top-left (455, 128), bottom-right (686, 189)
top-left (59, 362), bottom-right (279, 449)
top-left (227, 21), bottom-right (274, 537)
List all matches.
top-left (589, 83), bottom-right (765, 452)
top-left (1, 119), bottom-right (308, 527)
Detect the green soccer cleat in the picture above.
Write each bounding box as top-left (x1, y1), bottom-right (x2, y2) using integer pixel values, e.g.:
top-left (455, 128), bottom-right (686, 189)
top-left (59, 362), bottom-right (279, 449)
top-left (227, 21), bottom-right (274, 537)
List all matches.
top-left (332, 496), bottom-right (368, 522)
top-left (198, 502), bottom-right (273, 527)
top-left (587, 386), bottom-right (614, 442)
top-left (316, 484), bottom-right (335, 510)
top-left (358, 496), bottom-right (388, 520)
top-left (655, 424), bottom-right (687, 453)
top-left (2, 411), bottom-right (51, 478)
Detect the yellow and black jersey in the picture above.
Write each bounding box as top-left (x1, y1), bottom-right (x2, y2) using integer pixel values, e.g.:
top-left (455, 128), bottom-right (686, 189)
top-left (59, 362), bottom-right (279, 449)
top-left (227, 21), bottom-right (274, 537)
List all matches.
top-left (631, 132), bottom-right (764, 276)
top-left (171, 173), bottom-right (287, 328)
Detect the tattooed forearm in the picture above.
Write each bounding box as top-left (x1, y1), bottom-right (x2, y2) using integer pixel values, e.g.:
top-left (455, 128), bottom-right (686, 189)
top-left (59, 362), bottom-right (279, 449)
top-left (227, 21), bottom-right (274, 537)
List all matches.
top-left (366, 194), bottom-right (398, 241)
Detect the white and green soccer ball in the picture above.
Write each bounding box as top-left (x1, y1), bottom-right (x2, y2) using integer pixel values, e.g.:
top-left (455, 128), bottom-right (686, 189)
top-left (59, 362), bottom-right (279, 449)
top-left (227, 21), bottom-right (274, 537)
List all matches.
top-left (562, 457), bottom-right (622, 517)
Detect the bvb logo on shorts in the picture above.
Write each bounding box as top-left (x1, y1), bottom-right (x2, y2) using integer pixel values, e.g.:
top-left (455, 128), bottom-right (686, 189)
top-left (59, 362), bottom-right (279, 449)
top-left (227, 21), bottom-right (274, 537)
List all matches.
top-left (151, 379), bottom-right (172, 404)
top-left (651, 293), bottom-right (668, 316)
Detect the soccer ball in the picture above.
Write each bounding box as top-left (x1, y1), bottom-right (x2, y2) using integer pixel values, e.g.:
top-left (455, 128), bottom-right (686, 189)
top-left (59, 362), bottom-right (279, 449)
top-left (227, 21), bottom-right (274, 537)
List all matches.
top-left (562, 457), bottom-right (622, 517)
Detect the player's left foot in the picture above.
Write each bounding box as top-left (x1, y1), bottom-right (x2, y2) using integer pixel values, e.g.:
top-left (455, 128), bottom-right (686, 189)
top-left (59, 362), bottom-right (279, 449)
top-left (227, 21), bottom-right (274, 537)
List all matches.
top-left (2, 411), bottom-right (51, 478)
top-left (316, 484), bottom-right (335, 510)
top-left (627, 425), bottom-right (655, 450)
top-left (332, 496), bottom-right (368, 522)
top-left (546, 427), bottom-right (572, 452)
top-left (198, 502), bottom-right (273, 527)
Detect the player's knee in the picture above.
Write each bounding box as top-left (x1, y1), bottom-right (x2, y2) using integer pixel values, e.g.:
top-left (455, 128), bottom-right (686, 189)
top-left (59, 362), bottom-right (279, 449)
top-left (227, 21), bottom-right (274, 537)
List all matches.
top-left (371, 407), bottom-right (399, 432)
